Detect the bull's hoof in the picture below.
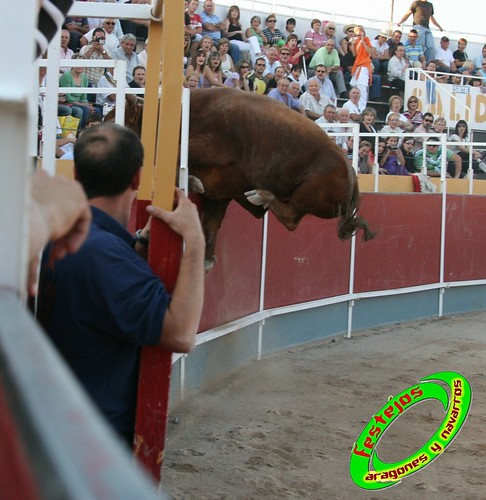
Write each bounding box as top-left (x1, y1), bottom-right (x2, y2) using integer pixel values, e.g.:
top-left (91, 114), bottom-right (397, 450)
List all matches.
top-left (204, 255), bottom-right (217, 274)
top-left (244, 189), bottom-right (275, 208)
top-left (188, 175), bottom-right (205, 194)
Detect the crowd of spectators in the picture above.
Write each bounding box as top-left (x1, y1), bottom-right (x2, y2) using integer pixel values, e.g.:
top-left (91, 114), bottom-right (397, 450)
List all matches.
top-left (48, 1), bottom-right (486, 175)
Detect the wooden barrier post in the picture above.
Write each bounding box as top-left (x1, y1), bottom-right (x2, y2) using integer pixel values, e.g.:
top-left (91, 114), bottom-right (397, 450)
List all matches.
top-left (133, 0), bottom-right (184, 482)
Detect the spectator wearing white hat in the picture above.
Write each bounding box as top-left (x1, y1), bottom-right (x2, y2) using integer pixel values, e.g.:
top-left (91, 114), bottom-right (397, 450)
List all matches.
top-left (371, 30), bottom-right (390, 75)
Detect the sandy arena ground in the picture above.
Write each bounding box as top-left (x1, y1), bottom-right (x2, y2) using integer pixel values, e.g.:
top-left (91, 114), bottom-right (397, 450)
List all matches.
top-left (162, 312), bottom-right (486, 499)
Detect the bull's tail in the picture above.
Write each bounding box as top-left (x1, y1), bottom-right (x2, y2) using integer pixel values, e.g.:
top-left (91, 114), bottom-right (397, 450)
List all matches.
top-left (337, 172), bottom-right (376, 241)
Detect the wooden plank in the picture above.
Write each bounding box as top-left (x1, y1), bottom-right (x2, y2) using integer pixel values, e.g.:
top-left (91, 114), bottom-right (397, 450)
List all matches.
top-left (134, 0), bottom-right (184, 482)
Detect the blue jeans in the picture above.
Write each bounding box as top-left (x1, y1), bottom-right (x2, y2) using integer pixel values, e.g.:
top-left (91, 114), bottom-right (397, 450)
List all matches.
top-left (414, 25), bottom-right (435, 63)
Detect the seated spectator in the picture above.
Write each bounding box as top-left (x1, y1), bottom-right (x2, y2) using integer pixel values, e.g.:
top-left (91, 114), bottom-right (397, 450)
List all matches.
top-left (202, 51), bottom-right (224, 87)
top-left (414, 138), bottom-right (461, 178)
top-left (128, 66), bottom-right (146, 98)
top-left (448, 119), bottom-right (486, 175)
top-left (224, 60), bottom-right (251, 90)
top-left (316, 104), bottom-right (337, 125)
top-left (371, 30), bottom-right (390, 75)
top-left (222, 5), bottom-right (258, 64)
top-left (63, 16), bottom-right (89, 52)
top-left (285, 18), bottom-right (298, 40)
top-left (310, 65), bottom-right (336, 104)
top-left (59, 54), bottom-right (92, 129)
top-left (81, 19), bottom-right (120, 55)
top-left (286, 35), bottom-right (307, 67)
top-left (185, 0), bottom-right (203, 53)
top-left (475, 59), bottom-right (486, 80)
top-left (380, 112), bottom-right (405, 135)
top-left (424, 60), bottom-right (449, 82)
top-left (245, 16), bottom-right (268, 54)
top-left (186, 49), bottom-right (207, 80)
top-left (248, 57), bottom-right (267, 94)
top-left (386, 95), bottom-right (413, 131)
top-left (400, 137), bottom-right (417, 173)
top-left (262, 46), bottom-right (281, 80)
top-left (218, 38), bottom-right (235, 79)
top-left (473, 44), bottom-right (486, 73)
top-left (380, 135), bottom-right (408, 175)
top-left (434, 36), bottom-right (457, 73)
top-left (387, 43), bottom-right (409, 93)
top-left (433, 116), bottom-right (447, 135)
top-left (339, 25), bottom-right (356, 77)
top-left (404, 29), bottom-right (425, 69)
top-left (267, 78), bottom-right (305, 114)
top-left (184, 33), bottom-right (192, 70)
top-left (349, 25), bottom-right (373, 108)
top-left (199, 35), bottom-right (217, 59)
top-left (200, 0), bottom-right (226, 45)
top-left (299, 78), bottom-right (332, 120)
top-left (288, 81), bottom-right (302, 99)
top-left (59, 30), bottom-right (74, 73)
top-left (111, 34), bottom-right (140, 84)
top-left (335, 107), bottom-right (353, 149)
top-left (413, 112), bottom-right (435, 152)
top-left (265, 66), bottom-right (286, 93)
top-left (309, 39), bottom-right (347, 98)
top-left (386, 30), bottom-right (402, 55)
top-left (79, 27), bottom-right (112, 87)
top-left (185, 71), bottom-right (201, 90)
top-left (359, 107), bottom-right (378, 149)
top-left (342, 87), bottom-right (365, 122)
top-left (288, 64), bottom-right (306, 90)
top-left (138, 38), bottom-right (148, 69)
top-left (262, 14), bottom-right (286, 47)
top-left (278, 46), bottom-right (293, 75)
top-left (304, 19), bottom-right (326, 57)
top-left (96, 69), bottom-right (117, 109)
top-left (356, 140), bottom-right (373, 173)
top-left (403, 95), bottom-right (423, 129)
top-left (453, 38), bottom-right (469, 72)
top-left (321, 21), bottom-right (338, 46)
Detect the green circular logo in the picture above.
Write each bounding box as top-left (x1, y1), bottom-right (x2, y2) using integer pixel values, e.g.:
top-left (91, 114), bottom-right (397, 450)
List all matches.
top-left (349, 371), bottom-right (472, 490)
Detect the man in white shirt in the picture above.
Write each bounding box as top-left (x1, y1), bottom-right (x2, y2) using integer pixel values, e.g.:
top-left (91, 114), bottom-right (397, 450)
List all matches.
top-left (434, 36), bottom-right (457, 73)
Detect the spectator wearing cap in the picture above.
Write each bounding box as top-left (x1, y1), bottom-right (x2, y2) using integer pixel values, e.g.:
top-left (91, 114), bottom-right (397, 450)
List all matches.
top-left (434, 36), bottom-right (457, 73)
top-left (371, 30), bottom-right (390, 75)
top-left (340, 24), bottom-right (357, 75)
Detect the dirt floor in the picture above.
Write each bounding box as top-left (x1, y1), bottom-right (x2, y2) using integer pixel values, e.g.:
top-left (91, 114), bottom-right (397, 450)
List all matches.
top-left (162, 312), bottom-right (486, 499)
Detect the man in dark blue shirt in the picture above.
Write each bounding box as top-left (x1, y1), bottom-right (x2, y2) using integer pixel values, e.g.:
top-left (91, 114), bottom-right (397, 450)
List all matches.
top-left (38, 123), bottom-right (205, 442)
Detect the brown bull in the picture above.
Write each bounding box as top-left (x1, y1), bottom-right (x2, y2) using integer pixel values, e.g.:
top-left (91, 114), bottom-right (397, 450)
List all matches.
top-left (188, 88), bottom-right (374, 270)
top-left (105, 89), bottom-right (374, 270)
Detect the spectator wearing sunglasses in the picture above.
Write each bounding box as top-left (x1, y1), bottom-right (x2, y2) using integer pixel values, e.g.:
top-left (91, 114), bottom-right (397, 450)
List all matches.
top-left (413, 137), bottom-right (461, 178)
top-left (248, 57), bottom-right (267, 94)
top-left (224, 60), bottom-right (251, 91)
top-left (412, 112), bottom-right (435, 153)
top-left (81, 19), bottom-right (121, 55)
top-left (262, 15), bottom-right (286, 47)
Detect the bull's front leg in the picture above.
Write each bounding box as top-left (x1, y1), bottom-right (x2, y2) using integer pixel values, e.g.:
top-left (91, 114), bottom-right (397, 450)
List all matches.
top-left (245, 189), bottom-right (301, 231)
top-left (201, 198), bottom-right (231, 272)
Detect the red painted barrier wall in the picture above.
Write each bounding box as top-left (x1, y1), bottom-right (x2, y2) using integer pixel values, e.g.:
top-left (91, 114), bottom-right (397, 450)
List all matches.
top-left (199, 202), bottom-right (264, 331)
top-left (198, 192), bottom-right (486, 332)
top-left (445, 195), bottom-right (486, 281)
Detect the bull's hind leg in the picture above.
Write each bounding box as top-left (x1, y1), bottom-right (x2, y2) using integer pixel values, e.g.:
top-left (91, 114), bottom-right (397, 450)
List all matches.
top-left (202, 198), bottom-right (231, 272)
top-left (245, 189), bottom-right (301, 230)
